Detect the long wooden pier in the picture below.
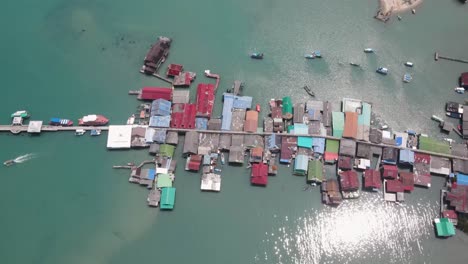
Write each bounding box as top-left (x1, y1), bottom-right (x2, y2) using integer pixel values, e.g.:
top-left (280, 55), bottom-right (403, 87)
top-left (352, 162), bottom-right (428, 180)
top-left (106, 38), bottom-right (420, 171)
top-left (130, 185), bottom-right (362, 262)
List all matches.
top-left (434, 52), bottom-right (468, 64)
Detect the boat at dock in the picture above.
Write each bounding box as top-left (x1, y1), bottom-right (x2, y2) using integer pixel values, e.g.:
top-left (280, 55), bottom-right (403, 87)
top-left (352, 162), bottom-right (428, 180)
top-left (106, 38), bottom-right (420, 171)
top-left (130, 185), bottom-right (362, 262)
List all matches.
top-left (127, 114), bottom-right (135, 125)
top-left (364, 48), bottom-right (374, 53)
top-left (305, 54), bottom-right (315, 59)
top-left (3, 159), bottom-right (15, 166)
top-left (250, 52), bottom-right (264, 59)
top-left (376, 67), bottom-right (388, 75)
top-left (303, 86), bottom-right (315, 97)
top-left (403, 73), bottom-right (412, 83)
top-left (90, 129), bottom-right (101, 136)
top-left (78, 114), bottom-right (109, 126)
top-left (431, 115), bottom-right (444, 123)
top-left (350, 62), bottom-right (360, 67)
top-left (404, 62), bottom-right (414, 67)
top-left (49, 118), bottom-right (73, 126)
top-left (256, 104), bottom-right (261, 112)
top-left (11, 110), bottom-right (30, 118)
top-left (75, 129), bottom-right (86, 136)
top-left (220, 153), bottom-right (225, 165)
top-left (455, 87), bottom-right (465, 94)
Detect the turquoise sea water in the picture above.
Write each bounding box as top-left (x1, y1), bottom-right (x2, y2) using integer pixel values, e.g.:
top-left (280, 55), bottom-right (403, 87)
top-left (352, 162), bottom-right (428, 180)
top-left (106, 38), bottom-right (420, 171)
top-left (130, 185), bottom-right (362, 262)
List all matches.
top-left (2, 0), bottom-right (468, 263)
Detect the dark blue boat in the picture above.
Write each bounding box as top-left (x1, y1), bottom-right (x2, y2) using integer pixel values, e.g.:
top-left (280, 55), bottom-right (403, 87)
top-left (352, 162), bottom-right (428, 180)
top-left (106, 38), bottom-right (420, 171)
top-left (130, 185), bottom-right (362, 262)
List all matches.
top-left (250, 52), bottom-right (264, 59)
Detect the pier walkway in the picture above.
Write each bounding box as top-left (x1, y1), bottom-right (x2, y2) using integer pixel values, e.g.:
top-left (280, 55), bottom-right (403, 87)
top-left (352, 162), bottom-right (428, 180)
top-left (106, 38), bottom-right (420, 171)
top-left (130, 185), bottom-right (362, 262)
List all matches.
top-left (434, 52), bottom-right (468, 64)
top-left (0, 125), bottom-right (109, 133)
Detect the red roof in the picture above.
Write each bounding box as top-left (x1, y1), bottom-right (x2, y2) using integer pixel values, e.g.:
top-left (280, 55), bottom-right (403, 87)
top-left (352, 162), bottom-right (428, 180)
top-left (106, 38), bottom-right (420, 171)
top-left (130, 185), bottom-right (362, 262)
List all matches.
top-left (386, 180), bottom-right (404, 193)
top-left (170, 103), bottom-right (196, 129)
top-left (340, 170), bottom-right (359, 191)
top-left (414, 153), bottom-right (431, 164)
top-left (188, 154), bottom-right (202, 171)
top-left (167, 64), bottom-right (183, 77)
top-left (383, 165), bottom-right (398, 179)
top-left (280, 137), bottom-right (297, 163)
top-left (338, 156), bottom-right (352, 170)
top-left (343, 112), bottom-right (358, 139)
top-left (364, 169), bottom-right (381, 189)
top-left (399, 172), bottom-right (414, 191)
top-left (251, 163), bottom-right (268, 186)
top-left (196, 83), bottom-right (215, 118)
top-left (442, 210), bottom-right (458, 220)
top-left (414, 173), bottom-right (431, 187)
top-left (244, 110), bottom-right (259, 133)
top-left (324, 152), bottom-right (338, 162)
top-left (446, 185), bottom-right (468, 213)
top-left (271, 107), bottom-right (282, 119)
top-left (140, 87), bottom-right (172, 101)
top-left (461, 72), bottom-right (468, 88)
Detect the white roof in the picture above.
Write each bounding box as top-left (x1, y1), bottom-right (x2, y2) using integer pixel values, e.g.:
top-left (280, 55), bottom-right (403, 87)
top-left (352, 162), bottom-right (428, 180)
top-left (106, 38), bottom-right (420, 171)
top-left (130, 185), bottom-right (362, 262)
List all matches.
top-left (27, 121), bottom-right (43, 133)
top-left (200, 173), bottom-right (221, 192)
top-left (83, 115), bottom-right (97, 122)
top-left (12, 117), bottom-right (23, 125)
top-left (107, 125), bottom-right (132, 149)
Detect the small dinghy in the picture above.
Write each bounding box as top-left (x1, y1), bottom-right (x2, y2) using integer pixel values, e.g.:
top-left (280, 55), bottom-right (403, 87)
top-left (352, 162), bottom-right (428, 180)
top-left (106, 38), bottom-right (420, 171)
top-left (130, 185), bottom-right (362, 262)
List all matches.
top-left (303, 86), bottom-right (315, 97)
top-left (404, 62), bottom-right (414, 67)
top-left (376, 67), bottom-right (388, 75)
top-left (250, 52), bottom-right (264, 59)
top-left (455, 87), bottom-right (465, 94)
top-left (364, 48), bottom-right (374, 53)
top-left (403, 73), bottom-right (412, 83)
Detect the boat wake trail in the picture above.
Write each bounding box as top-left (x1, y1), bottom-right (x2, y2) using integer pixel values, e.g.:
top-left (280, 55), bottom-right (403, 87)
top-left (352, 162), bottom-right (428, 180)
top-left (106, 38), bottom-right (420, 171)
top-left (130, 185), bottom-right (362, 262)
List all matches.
top-left (13, 153), bottom-right (38, 163)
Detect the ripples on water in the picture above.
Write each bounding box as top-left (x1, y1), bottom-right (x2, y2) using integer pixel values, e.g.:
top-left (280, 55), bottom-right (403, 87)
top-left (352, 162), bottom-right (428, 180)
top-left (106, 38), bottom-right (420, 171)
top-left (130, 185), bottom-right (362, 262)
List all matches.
top-left (257, 193), bottom-right (437, 264)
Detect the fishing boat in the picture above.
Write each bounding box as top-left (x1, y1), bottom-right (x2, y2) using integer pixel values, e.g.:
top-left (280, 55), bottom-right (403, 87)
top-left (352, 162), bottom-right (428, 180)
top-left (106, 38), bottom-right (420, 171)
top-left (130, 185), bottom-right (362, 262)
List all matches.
top-left (11, 110), bottom-right (30, 118)
top-left (220, 153), bottom-right (225, 165)
top-left (90, 129), bottom-right (101, 136)
top-left (127, 114), bottom-right (135, 125)
top-left (364, 48), bottom-right (374, 53)
top-left (75, 129), bottom-right (86, 136)
top-left (305, 54), bottom-right (316, 59)
top-left (303, 86), bottom-right (315, 97)
top-left (446, 112), bottom-right (462, 118)
top-left (313, 50), bottom-right (322, 58)
top-left (376, 67), bottom-right (388, 75)
top-left (250, 52), bottom-right (264, 59)
top-left (214, 168), bottom-right (222, 173)
top-left (256, 104), bottom-right (261, 112)
top-left (3, 159), bottom-right (15, 166)
top-left (455, 87), bottom-right (465, 94)
top-left (404, 62), bottom-right (414, 67)
top-left (49, 118), bottom-right (73, 126)
top-left (350, 62), bottom-right (360, 67)
top-left (403, 73), bottom-right (412, 83)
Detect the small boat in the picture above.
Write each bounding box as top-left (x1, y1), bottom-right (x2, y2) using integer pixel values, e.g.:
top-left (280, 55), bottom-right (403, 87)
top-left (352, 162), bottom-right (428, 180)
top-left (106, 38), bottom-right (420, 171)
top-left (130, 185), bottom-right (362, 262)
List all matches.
top-left (455, 87), bottom-right (465, 94)
top-left (256, 104), bottom-right (261, 112)
top-left (376, 67), bottom-right (388, 75)
top-left (350, 62), bottom-right (361, 67)
top-left (214, 168), bottom-right (222, 173)
top-left (3, 159), bottom-right (15, 166)
top-left (397, 15), bottom-right (402, 20)
top-left (446, 112), bottom-right (462, 118)
top-left (381, 125), bottom-right (389, 130)
top-left (431, 115), bottom-right (444, 123)
top-left (303, 86), bottom-right (315, 97)
top-left (404, 62), bottom-right (414, 67)
top-left (49, 118), bottom-right (73, 126)
top-left (75, 129), bottom-right (86, 136)
top-left (403, 73), bottom-right (412, 83)
top-left (90, 129), bottom-right (101, 136)
top-left (11, 110), bottom-right (30, 118)
top-left (220, 153), bottom-right (225, 165)
top-left (250, 52), bottom-right (264, 59)
top-left (412, 9), bottom-right (416, 14)
top-left (313, 50), bottom-right (322, 58)
top-left (127, 114), bottom-right (135, 125)
top-left (364, 48), bottom-right (374, 53)
top-left (305, 54), bottom-right (316, 59)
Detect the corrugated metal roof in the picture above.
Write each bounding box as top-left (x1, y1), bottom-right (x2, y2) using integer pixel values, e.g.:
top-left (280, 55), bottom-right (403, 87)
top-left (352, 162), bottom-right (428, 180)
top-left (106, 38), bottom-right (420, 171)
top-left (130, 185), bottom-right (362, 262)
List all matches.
top-left (107, 125), bottom-right (132, 149)
top-left (160, 144), bottom-right (175, 158)
top-left (342, 98), bottom-right (362, 113)
top-left (294, 124), bottom-right (309, 135)
top-left (306, 100), bottom-right (323, 112)
top-left (312, 137), bottom-right (325, 154)
top-left (183, 131), bottom-right (199, 154)
top-left (298, 137), bottom-right (313, 148)
top-left (399, 149), bottom-right (415, 164)
top-left (457, 174), bottom-right (468, 186)
top-left (343, 112), bottom-right (358, 139)
top-left (196, 83), bottom-right (215, 118)
top-left (152, 129), bottom-right (167, 143)
top-left (172, 90), bottom-right (190, 104)
top-left (322, 101), bottom-right (332, 127)
top-left (307, 160), bottom-right (324, 182)
top-left (358, 102), bottom-right (371, 126)
top-left (332, 112), bottom-right (344, 138)
top-left (339, 138), bottom-right (356, 157)
top-left (232, 96), bottom-right (253, 109)
top-left (149, 115), bottom-right (171, 128)
top-left (208, 118), bottom-right (222, 130)
top-left (140, 87), bottom-right (172, 101)
top-left (195, 117), bottom-right (208, 130)
top-left (231, 109), bottom-right (246, 131)
top-left (282, 96), bottom-right (293, 119)
top-left (326, 139), bottom-right (339, 153)
top-left (151, 99), bottom-right (172, 116)
top-left (294, 154), bottom-right (308, 175)
top-left (356, 125), bottom-right (370, 142)
top-left (340, 170), bottom-right (359, 191)
top-left (221, 94), bottom-right (234, 130)
top-left (144, 128), bottom-right (156, 143)
top-left (244, 110), bottom-right (258, 132)
top-left (251, 163), bottom-right (268, 185)
top-left (364, 169), bottom-right (381, 189)
top-left (294, 103), bottom-right (305, 123)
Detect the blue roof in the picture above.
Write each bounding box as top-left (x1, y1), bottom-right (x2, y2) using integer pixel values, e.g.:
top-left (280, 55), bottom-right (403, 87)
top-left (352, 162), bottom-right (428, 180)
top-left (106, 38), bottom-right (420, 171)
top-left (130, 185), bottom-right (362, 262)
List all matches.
top-left (145, 128), bottom-right (155, 143)
top-left (399, 149), bottom-right (415, 164)
top-left (298, 137), bottom-right (313, 148)
top-left (358, 102), bottom-right (371, 126)
top-left (312, 137), bottom-right (325, 154)
top-left (293, 124), bottom-right (308, 135)
top-left (151, 99), bottom-right (172, 116)
top-left (153, 129), bottom-right (167, 143)
top-left (50, 117), bottom-right (61, 123)
top-left (232, 96), bottom-right (253, 109)
top-left (149, 115), bottom-right (171, 128)
top-left (222, 93), bottom-right (234, 130)
top-left (294, 155), bottom-right (308, 171)
top-left (147, 169), bottom-right (156, 180)
top-left (395, 136), bottom-right (404, 147)
top-left (458, 173), bottom-right (468, 186)
top-left (195, 118), bottom-right (208, 130)
top-left (267, 134), bottom-right (280, 150)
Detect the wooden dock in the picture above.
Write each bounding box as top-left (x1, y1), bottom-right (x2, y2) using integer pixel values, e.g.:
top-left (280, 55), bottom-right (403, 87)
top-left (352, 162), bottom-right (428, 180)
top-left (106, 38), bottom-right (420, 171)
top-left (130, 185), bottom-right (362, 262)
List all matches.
top-left (204, 70), bottom-right (220, 91)
top-left (434, 52), bottom-right (468, 64)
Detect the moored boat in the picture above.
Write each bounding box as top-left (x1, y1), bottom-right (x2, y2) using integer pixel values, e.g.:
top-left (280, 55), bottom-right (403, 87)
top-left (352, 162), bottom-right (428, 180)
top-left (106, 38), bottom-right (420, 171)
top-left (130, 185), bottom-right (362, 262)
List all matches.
top-left (250, 52), bottom-right (264, 59)
top-left (90, 129), bottom-right (101, 136)
top-left (220, 153), bottom-right (225, 165)
top-left (49, 118), bottom-right (73, 126)
top-left (127, 114), bottom-right (135, 125)
top-left (403, 73), bottom-right (412, 83)
top-left (313, 50), bottom-right (322, 58)
top-left (376, 67), bottom-right (388, 75)
top-left (78, 114), bottom-right (109, 126)
top-left (350, 62), bottom-right (360, 67)
top-left (455, 87), bottom-right (465, 94)
top-left (303, 86), bottom-right (315, 97)
top-left (364, 48), bottom-right (374, 53)
top-left (3, 159), bottom-right (15, 166)
top-left (305, 54), bottom-right (315, 59)
top-left (75, 129), bottom-right (86, 136)
top-left (404, 61), bottom-right (414, 67)
top-left (11, 110), bottom-right (30, 118)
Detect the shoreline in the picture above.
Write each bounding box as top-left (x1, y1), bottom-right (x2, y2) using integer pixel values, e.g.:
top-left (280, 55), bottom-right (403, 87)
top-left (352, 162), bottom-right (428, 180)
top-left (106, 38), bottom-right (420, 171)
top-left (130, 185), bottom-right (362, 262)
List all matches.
top-left (375, 0), bottom-right (424, 22)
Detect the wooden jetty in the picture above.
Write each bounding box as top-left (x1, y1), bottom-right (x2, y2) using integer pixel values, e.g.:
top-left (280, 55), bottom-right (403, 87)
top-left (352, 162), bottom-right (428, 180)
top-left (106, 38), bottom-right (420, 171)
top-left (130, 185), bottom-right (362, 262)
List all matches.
top-left (434, 52), bottom-right (468, 64)
top-left (204, 70), bottom-right (220, 91)
top-left (153, 73), bottom-right (173, 84)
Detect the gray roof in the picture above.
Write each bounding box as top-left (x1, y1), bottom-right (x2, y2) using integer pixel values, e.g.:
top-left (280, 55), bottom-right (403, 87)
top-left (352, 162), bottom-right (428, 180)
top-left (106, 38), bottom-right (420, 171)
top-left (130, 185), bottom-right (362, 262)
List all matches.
top-left (208, 118), bottom-right (222, 130)
top-left (244, 135), bottom-right (264, 149)
top-left (293, 103), bottom-right (306, 124)
top-left (199, 133), bottom-right (220, 152)
top-left (172, 90), bottom-right (190, 104)
top-left (231, 109), bottom-right (246, 131)
top-left (228, 146), bottom-right (244, 164)
top-left (308, 121), bottom-right (321, 135)
top-left (219, 134), bottom-right (231, 150)
top-left (339, 139), bottom-right (356, 157)
top-left (382, 147), bottom-right (398, 161)
top-left (369, 128), bottom-right (382, 144)
top-left (356, 143), bottom-right (371, 158)
top-left (165, 131), bottom-right (179, 145)
top-left (264, 117), bottom-right (273, 132)
top-left (183, 131), bottom-right (199, 154)
top-left (149, 143), bottom-right (160, 155)
top-left (322, 101), bottom-right (332, 127)
top-left (306, 100), bottom-right (324, 112)
top-left (452, 159), bottom-right (468, 174)
top-left (451, 143), bottom-right (468, 158)
top-left (231, 134), bottom-right (244, 147)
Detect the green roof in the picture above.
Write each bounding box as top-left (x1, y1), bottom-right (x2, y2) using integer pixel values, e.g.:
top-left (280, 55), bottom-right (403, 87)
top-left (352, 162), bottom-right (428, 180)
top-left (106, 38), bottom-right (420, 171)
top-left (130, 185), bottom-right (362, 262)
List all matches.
top-left (307, 160), bottom-right (324, 182)
top-left (156, 173), bottom-right (173, 188)
top-left (325, 139), bottom-right (340, 153)
top-left (434, 218), bottom-right (455, 237)
top-left (160, 144), bottom-right (175, 158)
top-left (418, 136), bottom-right (450, 155)
top-left (282, 96), bottom-right (292, 115)
top-left (332, 112), bottom-right (344, 138)
top-left (358, 103), bottom-right (371, 126)
top-left (298, 137), bottom-right (313, 148)
top-left (160, 187), bottom-right (176, 210)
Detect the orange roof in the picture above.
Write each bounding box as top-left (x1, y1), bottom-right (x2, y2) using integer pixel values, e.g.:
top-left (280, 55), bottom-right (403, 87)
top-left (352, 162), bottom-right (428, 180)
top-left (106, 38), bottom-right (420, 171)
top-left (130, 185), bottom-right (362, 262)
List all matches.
top-left (343, 112), bottom-right (358, 139)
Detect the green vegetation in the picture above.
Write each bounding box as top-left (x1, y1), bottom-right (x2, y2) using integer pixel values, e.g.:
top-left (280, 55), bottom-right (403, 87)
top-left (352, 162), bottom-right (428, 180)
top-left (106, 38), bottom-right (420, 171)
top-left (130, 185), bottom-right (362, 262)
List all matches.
top-left (418, 136), bottom-right (451, 155)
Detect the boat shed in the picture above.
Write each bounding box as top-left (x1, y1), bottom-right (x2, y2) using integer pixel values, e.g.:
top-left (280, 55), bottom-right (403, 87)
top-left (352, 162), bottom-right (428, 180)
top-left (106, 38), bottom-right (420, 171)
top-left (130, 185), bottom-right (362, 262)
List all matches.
top-left (196, 83), bottom-right (215, 118)
top-left (208, 118), bottom-right (222, 130)
top-left (294, 154), bottom-right (309, 175)
top-left (382, 165), bottom-right (398, 179)
top-left (183, 131), bottom-right (199, 154)
top-left (201, 173), bottom-right (221, 192)
top-left (229, 146), bottom-right (244, 164)
top-left (307, 160), bottom-right (324, 182)
top-left (27, 121), bottom-right (43, 133)
top-left (332, 112), bottom-right (345, 138)
top-left (244, 110), bottom-right (258, 132)
top-left (324, 139), bottom-right (339, 163)
top-left (251, 163), bottom-right (268, 186)
top-left (340, 170), bottom-right (359, 191)
top-left (399, 149), bottom-right (415, 165)
top-left (339, 138), bottom-right (356, 157)
top-left (399, 172), bottom-right (414, 191)
top-left (382, 147), bottom-right (398, 165)
top-left (107, 125), bottom-right (132, 149)
top-left (172, 90), bottom-right (190, 104)
top-left (151, 99), bottom-right (172, 116)
top-left (430, 156), bottom-right (451, 176)
top-left (364, 169), bottom-right (381, 191)
top-left (139, 87), bottom-right (172, 101)
top-left (160, 187), bottom-right (176, 210)
top-left (343, 112), bottom-right (358, 139)
top-left (149, 115), bottom-right (170, 128)
top-left (293, 103), bottom-right (306, 124)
